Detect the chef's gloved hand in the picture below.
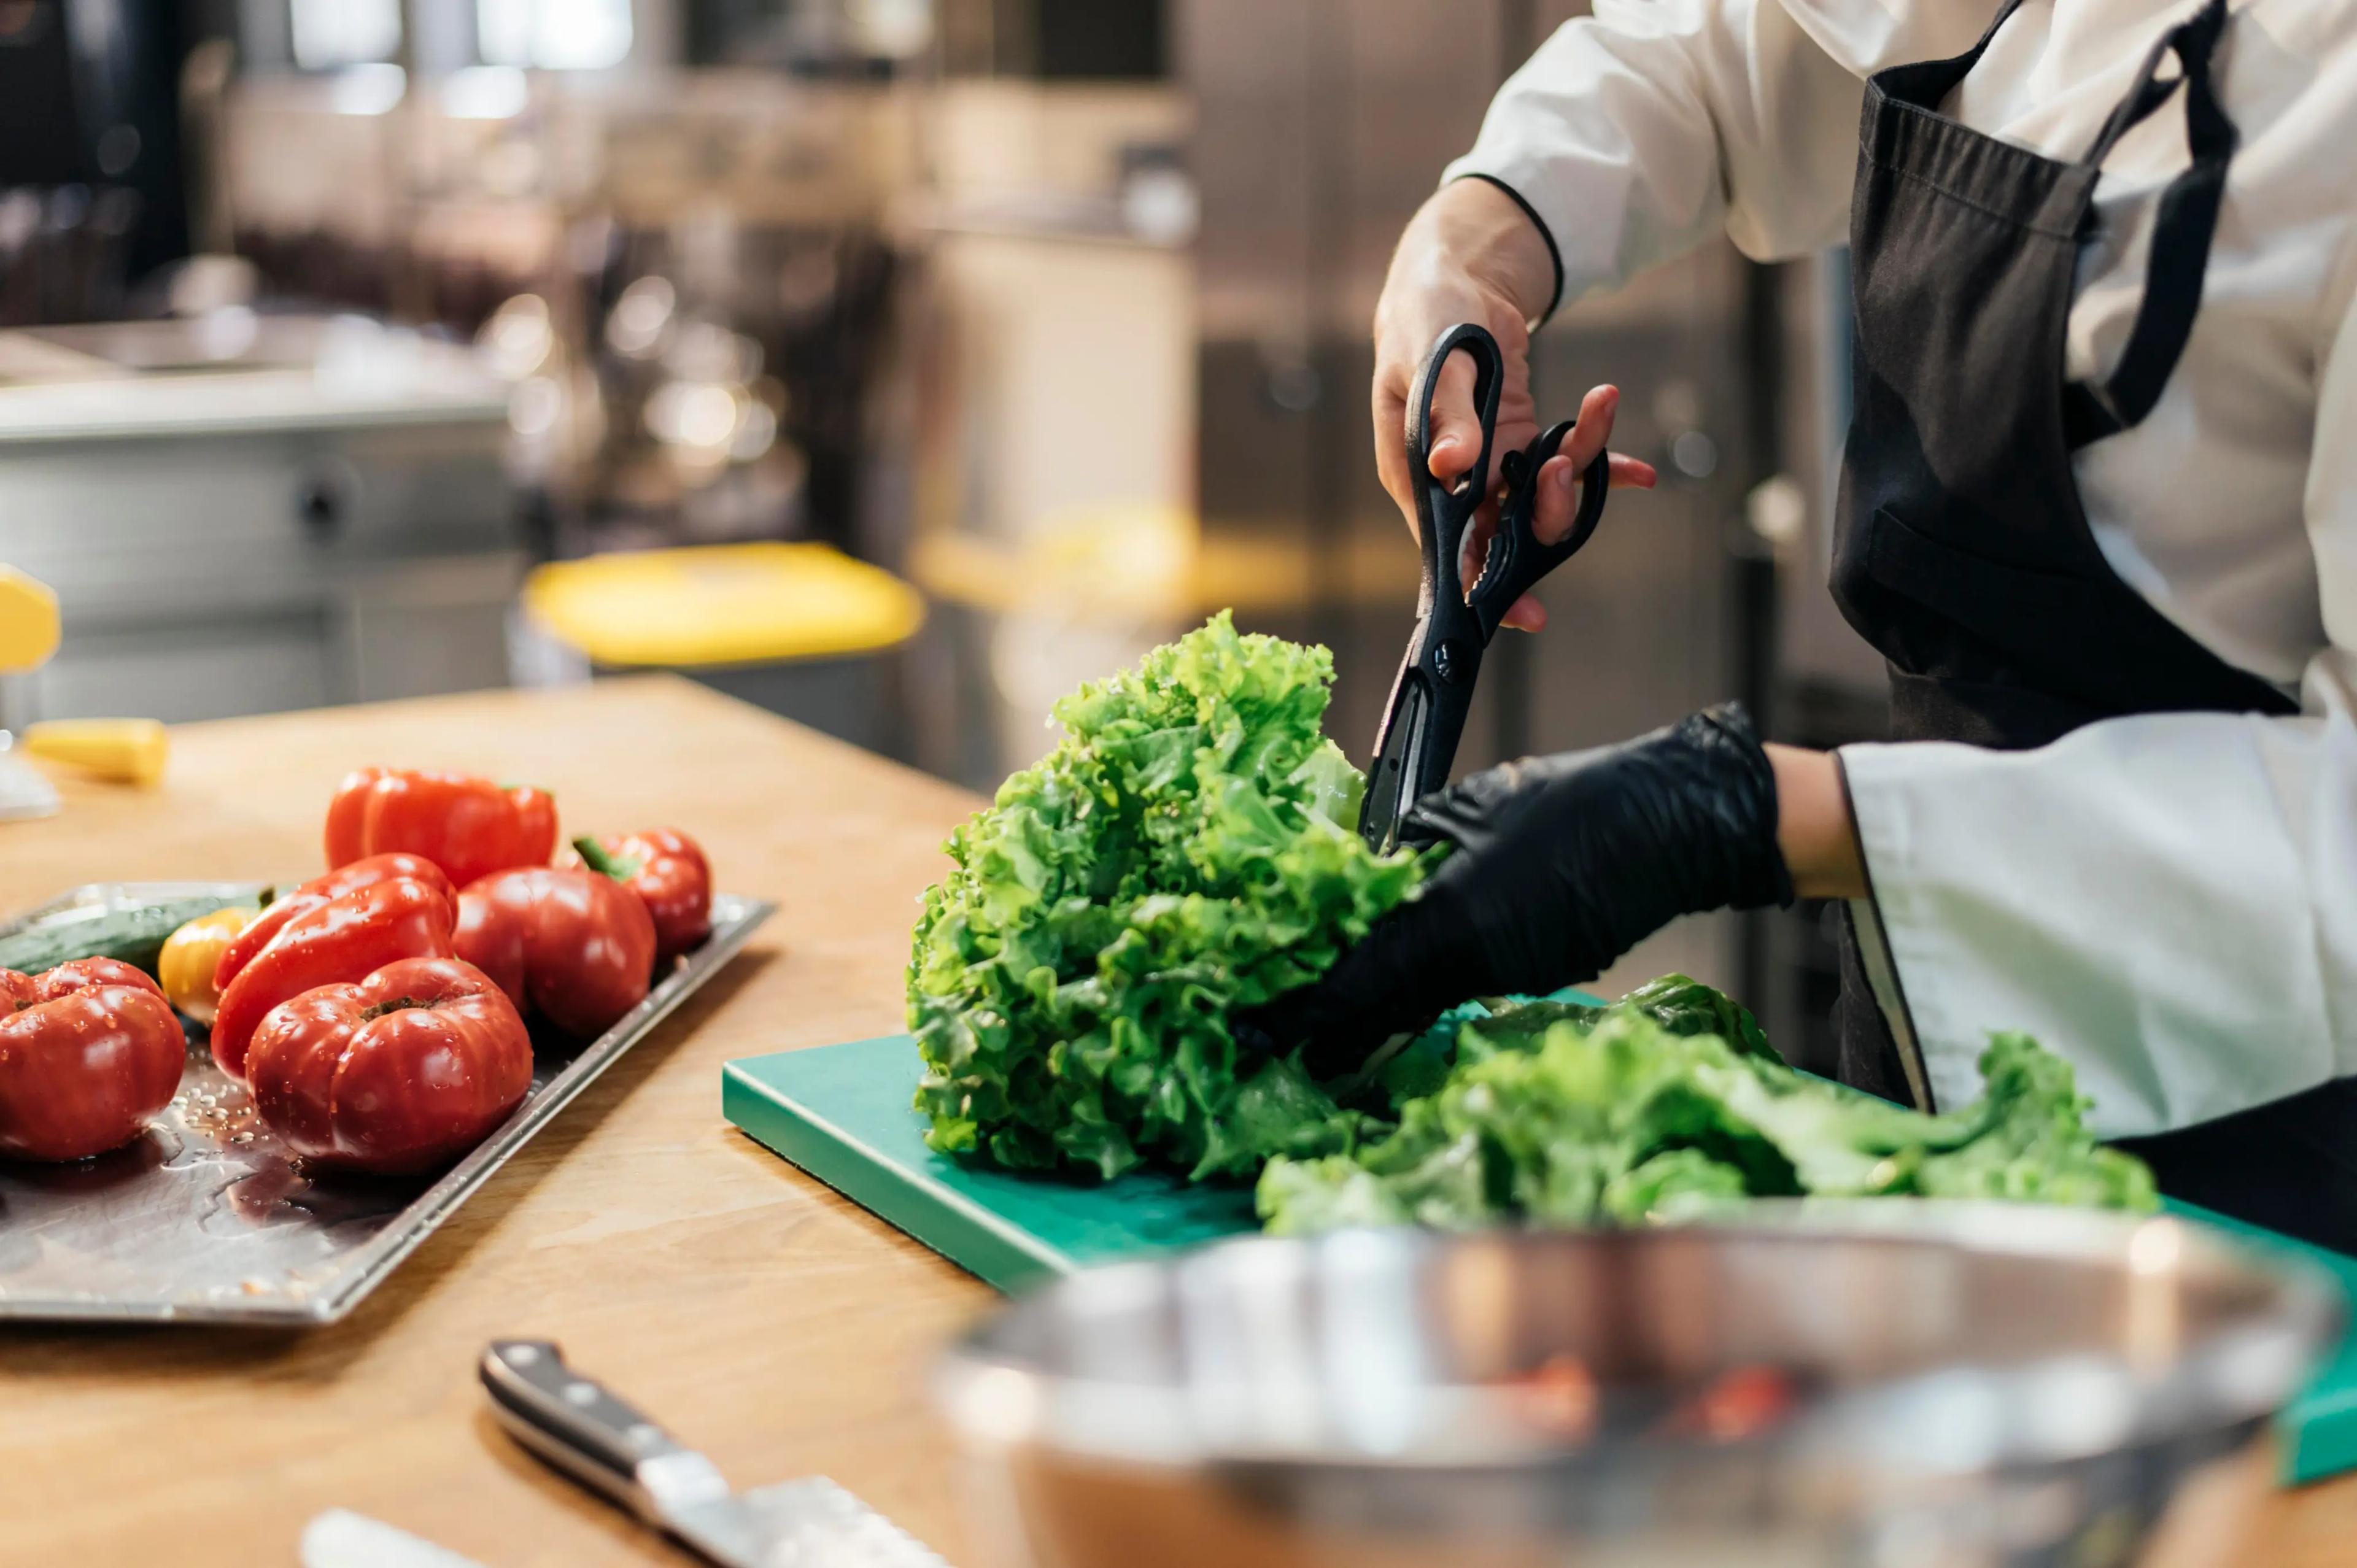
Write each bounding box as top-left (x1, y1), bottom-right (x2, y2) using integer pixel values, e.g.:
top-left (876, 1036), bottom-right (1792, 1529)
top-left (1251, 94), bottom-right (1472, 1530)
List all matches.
top-left (1241, 704), bottom-right (1795, 1076)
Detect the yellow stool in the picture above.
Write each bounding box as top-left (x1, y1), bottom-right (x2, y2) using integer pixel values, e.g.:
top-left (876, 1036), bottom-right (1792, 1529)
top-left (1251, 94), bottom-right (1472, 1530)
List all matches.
top-left (522, 543), bottom-right (925, 752)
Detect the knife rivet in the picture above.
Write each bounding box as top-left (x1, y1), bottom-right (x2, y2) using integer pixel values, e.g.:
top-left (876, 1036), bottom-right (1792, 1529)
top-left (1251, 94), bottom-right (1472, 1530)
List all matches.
top-left (563, 1383), bottom-right (598, 1405)
top-left (627, 1423), bottom-right (662, 1445)
top-left (506, 1346), bottom-right (541, 1365)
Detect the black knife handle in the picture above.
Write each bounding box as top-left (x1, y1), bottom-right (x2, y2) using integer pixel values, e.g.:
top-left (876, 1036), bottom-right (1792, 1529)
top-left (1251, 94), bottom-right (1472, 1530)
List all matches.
top-left (481, 1339), bottom-right (697, 1523)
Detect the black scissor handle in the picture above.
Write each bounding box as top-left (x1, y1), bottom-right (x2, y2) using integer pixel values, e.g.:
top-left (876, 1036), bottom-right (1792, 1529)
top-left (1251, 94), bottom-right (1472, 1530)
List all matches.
top-left (1363, 322), bottom-right (1614, 854)
top-left (1409, 321), bottom-right (1504, 617)
top-left (1467, 418), bottom-right (1611, 641)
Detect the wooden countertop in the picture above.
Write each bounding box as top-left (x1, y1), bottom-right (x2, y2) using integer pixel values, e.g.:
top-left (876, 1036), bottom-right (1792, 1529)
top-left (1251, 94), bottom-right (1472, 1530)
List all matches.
top-left (1, 675), bottom-right (2353, 1567)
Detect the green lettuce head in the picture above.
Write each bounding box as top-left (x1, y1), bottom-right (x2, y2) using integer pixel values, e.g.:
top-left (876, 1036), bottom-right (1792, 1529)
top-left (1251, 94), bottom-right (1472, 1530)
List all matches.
top-left (909, 612), bottom-right (1424, 1181)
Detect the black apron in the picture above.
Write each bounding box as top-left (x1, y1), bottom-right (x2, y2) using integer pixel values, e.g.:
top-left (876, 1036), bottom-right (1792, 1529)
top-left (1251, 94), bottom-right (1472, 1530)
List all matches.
top-left (1827, 0), bottom-right (2357, 1254)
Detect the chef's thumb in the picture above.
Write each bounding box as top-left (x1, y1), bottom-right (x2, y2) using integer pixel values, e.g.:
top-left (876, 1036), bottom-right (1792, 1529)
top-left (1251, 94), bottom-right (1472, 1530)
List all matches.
top-left (1421, 347), bottom-right (1488, 488)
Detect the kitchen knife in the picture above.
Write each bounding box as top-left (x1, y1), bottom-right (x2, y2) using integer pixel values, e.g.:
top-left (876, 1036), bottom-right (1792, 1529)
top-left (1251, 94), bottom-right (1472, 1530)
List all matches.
top-left (299, 1509), bottom-right (492, 1568)
top-left (479, 1339), bottom-right (950, 1568)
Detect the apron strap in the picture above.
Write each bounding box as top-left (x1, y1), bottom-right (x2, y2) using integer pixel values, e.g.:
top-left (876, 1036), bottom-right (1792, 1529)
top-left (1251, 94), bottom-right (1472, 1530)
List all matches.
top-left (1881, 0), bottom-right (2032, 104)
top-left (1962, 0), bottom-right (2033, 68)
top-left (2062, 0), bottom-right (2236, 449)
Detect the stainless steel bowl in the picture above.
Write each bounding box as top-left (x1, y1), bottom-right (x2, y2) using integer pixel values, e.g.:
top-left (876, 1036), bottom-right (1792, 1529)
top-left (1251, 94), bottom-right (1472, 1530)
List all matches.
top-left (934, 1203), bottom-right (2341, 1568)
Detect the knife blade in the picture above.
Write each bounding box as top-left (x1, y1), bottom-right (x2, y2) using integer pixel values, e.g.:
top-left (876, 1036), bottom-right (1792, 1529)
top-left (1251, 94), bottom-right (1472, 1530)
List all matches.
top-left (479, 1339), bottom-right (950, 1568)
top-left (300, 1509), bottom-right (493, 1568)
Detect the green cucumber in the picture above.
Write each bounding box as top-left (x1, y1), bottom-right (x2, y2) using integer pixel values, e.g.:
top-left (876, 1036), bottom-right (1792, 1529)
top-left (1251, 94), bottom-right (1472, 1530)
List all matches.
top-left (0, 894), bottom-right (260, 978)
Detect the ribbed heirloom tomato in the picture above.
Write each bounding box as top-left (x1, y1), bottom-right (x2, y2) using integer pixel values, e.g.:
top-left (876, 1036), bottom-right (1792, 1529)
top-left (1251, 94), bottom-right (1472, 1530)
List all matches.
top-left (211, 864), bottom-right (458, 1079)
top-left (244, 957), bottom-right (533, 1175)
top-left (0, 960), bottom-right (187, 1162)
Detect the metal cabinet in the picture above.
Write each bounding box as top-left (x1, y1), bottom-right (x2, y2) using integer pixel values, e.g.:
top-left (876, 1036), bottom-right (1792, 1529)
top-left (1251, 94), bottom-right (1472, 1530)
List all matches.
top-left (0, 321), bottom-right (522, 725)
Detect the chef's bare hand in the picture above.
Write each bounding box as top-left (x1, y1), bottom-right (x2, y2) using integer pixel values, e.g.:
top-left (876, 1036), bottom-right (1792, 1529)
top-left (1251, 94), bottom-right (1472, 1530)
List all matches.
top-left (1373, 179), bottom-right (1658, 631)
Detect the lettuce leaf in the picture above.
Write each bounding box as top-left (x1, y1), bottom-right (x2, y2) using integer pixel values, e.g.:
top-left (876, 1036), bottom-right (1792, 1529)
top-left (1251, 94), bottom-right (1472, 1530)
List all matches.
top-left (1257, 1001), bottom-right (2156, 1234)
top-left (1458, 973), bottom-right (1781, 1064)
top-left (909, 613), bottom-right (1425, 1180)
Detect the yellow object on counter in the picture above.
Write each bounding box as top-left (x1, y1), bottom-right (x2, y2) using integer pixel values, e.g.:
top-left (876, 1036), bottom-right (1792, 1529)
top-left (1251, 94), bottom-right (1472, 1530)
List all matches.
top-left (522, 543), bottom-right (924, 669)
top-left (0, 566), bottom-right (62, 673)
top-left (157, 906), bottom-right (257, 1025)
top-left (22, 718), bottom-right (169, 786)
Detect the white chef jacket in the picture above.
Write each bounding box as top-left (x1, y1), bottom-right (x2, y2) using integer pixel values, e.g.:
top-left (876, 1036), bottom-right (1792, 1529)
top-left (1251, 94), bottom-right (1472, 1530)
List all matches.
top-left (1445, 0), bottom-right (2357, 1137)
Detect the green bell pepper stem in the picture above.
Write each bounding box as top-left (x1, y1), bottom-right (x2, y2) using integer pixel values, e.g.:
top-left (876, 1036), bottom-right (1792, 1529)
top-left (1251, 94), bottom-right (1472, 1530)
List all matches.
top-left (572, 835), bottom-right (642, 881)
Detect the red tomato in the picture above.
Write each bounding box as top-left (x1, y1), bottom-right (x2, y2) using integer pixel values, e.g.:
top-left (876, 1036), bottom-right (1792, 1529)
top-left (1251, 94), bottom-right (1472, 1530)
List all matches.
top-left (1503, 1353), bottom-right (1601, 1442)
top-left (214, 853), bottom-right (455, 994)
top-left (0, 959), bottom-right (187, 1162)
top-left (454, 867), bottom-right (656, 1038)
top-left (565, 827), bottom-right (713, 959)
top-left (245, 956), bottom-right (533, 1175)
top-left (325, 767), bottom-right (558, 890)
top-left (1666, 1365), bottom-right (1799, 1442)
top-left (211, 874), bottom-right (457, 1080)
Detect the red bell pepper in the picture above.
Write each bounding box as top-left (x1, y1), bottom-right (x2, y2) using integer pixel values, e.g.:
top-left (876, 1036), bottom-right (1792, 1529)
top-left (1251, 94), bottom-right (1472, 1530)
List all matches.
top-left (568, 828), bottom-right (713, 959)
top-left (245, 956), bottom-right (532, 1174)
top-left (325, 767), bottom-right (558, 890)
top-left (214, 854), bottom-right (455, 995)
top-left (454, 867), bottom-right (656, 1038)
top-left (211, 873), bottom-right (457, 1079)
top-left (0, 959), bottom-right (188, 1161)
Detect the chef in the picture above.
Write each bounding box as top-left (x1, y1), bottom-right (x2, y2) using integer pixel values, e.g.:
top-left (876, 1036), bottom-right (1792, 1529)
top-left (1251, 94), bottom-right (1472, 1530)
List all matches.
top-left (1252, 0), bottom-right (2357, 1252)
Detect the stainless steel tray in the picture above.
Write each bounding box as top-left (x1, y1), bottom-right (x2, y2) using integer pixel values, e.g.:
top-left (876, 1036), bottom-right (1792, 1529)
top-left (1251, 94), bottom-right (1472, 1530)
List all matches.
top-left (0, 881), bottom-right (773, 1326)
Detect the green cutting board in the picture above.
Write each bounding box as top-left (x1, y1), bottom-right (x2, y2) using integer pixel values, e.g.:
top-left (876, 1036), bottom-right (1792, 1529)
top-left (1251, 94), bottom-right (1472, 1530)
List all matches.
top-left (724, 1035), bottom-right (1256, 1288)
top-left (722, 1033), bottom-right (2357, 1485)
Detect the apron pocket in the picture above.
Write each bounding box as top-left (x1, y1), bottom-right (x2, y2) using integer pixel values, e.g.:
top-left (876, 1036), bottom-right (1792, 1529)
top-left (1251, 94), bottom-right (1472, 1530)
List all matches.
top-left (1860, 504), bottom-right (2289, 725)
top-left (1864, 503), bottom-right (2102, 645)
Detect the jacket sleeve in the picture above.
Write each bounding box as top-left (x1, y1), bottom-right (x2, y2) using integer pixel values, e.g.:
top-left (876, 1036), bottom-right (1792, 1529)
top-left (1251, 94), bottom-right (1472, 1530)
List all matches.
top-left (1440, 0), bottom-right (1945, 312)
top-left (1840, 274), bottom-right (2357, 1140)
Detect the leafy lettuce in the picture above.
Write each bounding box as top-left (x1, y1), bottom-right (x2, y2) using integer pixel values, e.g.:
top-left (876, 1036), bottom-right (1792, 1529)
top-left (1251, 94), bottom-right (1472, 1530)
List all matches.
top-left (909, 613), bottom-right (1424, 1180)
top-left (1256, 998), bottom-right (2158, 1234)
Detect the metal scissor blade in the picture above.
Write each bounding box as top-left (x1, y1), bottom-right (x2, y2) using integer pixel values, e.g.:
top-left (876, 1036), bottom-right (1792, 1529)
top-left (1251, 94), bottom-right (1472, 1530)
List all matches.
top-left (1360, 673), bottom-right (1431, 853)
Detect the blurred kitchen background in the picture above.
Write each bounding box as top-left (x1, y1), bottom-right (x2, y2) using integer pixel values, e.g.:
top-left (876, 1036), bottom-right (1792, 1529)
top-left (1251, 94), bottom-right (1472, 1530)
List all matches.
top-left (0, 0), bottom-right (1888, 1067)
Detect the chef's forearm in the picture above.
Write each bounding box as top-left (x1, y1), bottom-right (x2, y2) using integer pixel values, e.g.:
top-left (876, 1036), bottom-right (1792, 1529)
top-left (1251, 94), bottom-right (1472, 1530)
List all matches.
top-left (1765, 744), bottom-right (1865, 900)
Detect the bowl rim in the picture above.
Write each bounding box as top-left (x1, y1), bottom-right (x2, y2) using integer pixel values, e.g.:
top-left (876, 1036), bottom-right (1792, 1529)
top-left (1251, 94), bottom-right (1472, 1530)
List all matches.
top-left (932, 1200), bottom-right (2345, 1478)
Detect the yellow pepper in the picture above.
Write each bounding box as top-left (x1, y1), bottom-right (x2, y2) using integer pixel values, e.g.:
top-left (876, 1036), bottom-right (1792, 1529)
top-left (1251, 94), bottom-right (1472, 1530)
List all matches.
top-left (157, 906), bottom-right (256, 1025)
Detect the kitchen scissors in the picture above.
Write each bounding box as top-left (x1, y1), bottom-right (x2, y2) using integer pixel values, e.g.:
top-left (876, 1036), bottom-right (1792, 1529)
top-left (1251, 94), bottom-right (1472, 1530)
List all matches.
top-left (1358, 322), bottom-right (1612, 852)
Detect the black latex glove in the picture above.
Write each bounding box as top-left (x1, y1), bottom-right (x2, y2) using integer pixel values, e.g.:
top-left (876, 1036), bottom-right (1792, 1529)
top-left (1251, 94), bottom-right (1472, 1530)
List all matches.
top-left (1243, 703), bottom-right (1794, 1076)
